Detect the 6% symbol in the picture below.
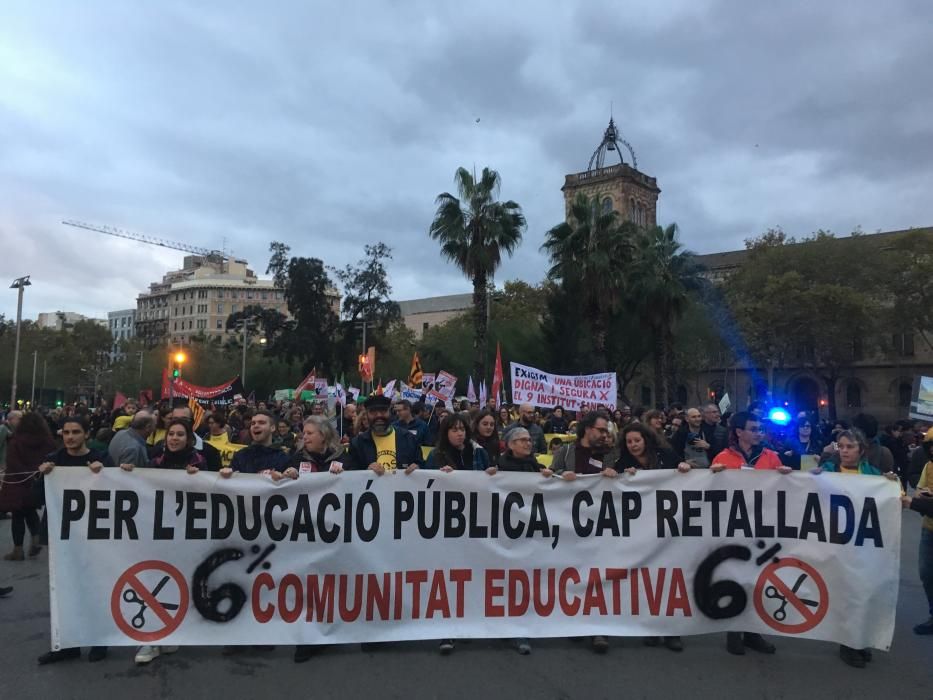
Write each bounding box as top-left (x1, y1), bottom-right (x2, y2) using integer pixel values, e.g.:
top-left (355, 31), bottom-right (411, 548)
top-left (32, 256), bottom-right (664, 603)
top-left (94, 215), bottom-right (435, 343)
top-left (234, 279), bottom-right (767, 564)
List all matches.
top-left (693, 540), bottom-right (783, 620)
top-left (192, 544), bottom-right (276, 623)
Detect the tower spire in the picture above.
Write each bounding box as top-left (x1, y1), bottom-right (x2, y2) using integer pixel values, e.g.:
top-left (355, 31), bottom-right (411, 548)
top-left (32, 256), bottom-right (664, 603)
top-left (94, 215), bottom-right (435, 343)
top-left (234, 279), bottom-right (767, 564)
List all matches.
top-left (587, 116), bottom-right (637, 171)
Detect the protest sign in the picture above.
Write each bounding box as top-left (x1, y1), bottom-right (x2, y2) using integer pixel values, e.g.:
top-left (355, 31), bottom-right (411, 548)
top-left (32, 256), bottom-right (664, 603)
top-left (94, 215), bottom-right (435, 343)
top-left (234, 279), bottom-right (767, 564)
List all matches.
top-left (510, 362), bottom-right (617, 411)
top-left (435, 371), bottom-right (457, 399)
top-left (46, 469), bottom-right (899, 650)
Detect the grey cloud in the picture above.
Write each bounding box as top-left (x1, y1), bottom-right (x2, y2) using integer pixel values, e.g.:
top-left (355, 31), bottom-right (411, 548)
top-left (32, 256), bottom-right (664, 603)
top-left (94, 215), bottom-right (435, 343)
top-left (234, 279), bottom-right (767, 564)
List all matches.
top-left (1, 0), bottom-right (931, 319)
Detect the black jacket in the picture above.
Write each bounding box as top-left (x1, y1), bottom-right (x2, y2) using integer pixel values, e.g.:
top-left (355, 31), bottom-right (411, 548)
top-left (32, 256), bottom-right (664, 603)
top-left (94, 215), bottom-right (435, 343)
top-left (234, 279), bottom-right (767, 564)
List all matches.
top-left (497, 450), bottom-right (543, 473)
top-left (345, 429), bottom-right (424, 470)
top-left (286, 446), bottom-right (347, 473)
top-left (700, 421), bottom-right (728, 462)
top-left (229, 443), bottom-right (291, 474)
top-left (616, 447), bottom-right (681, 471)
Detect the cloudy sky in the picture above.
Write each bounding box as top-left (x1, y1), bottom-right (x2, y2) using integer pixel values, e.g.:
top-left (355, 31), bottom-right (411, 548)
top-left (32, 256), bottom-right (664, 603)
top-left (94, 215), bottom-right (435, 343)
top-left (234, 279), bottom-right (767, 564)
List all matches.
top-left (1, 1), bottom-right (931, 321)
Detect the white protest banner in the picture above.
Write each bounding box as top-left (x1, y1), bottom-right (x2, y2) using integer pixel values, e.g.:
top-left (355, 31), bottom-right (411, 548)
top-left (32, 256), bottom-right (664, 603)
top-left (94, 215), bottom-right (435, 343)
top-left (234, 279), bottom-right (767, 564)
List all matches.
top-left (45, 469), bottom-right (900, 650)
top-left (400, 387), bottom-right (422, 402)
top-left (510, 362), bottom-right (618, 411)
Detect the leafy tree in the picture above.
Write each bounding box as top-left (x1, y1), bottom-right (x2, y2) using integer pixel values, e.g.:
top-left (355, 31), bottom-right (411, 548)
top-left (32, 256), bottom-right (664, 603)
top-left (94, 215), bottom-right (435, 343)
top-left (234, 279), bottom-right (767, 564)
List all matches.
top-left (724, 231), bottom-right (883, 419)
top-left (626, 223), bottom-right (704, 405)
top-left (330, 242), bottom-right (401, 376)
top-left (429, 166), bottom-right (526, 382)
top-left (542, 192), bottom-right (633, 369)
top-left (418, 280), bottom-right (548, 395)
top-left (266, 242), bottom-right (339, 373)
top-left (883, 230), bottom-right (933, 350)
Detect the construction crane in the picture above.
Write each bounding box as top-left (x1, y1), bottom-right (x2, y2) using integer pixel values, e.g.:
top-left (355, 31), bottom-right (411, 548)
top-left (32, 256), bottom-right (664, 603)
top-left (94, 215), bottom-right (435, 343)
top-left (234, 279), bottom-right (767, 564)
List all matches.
top-left (61, 219), bottom-right (233, 260)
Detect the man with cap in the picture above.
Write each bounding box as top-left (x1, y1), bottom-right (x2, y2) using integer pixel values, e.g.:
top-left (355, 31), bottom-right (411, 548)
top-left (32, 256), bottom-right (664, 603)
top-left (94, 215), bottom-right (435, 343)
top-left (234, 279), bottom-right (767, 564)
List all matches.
top-left (346, 395), bottom-right (424, 474)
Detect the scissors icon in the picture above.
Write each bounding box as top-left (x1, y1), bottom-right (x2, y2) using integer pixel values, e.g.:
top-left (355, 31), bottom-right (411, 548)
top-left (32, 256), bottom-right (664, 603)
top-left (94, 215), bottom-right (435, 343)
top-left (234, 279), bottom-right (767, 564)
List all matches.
top-left (122, 576), bottom-right (179, 629)
top-left (765, 573), bottom-right (819, 621)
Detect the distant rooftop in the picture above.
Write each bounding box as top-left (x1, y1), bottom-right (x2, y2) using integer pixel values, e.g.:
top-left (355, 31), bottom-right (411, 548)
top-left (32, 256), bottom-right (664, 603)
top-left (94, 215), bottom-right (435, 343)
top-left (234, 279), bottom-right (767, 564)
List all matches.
top-left (397, 293), bottom-right (473, 315)
top-left (695, 226), bottom-right (933, 274)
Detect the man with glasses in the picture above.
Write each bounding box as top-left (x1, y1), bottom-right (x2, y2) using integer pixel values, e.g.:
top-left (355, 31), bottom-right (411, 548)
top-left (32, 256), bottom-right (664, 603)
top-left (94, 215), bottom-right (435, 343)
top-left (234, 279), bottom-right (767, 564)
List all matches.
top-left (711, 411), bottom-right (785, 471)
top-left (711, 411), bottom-right (787, 657)
top-left (552, 411), bottom-right (619, 479)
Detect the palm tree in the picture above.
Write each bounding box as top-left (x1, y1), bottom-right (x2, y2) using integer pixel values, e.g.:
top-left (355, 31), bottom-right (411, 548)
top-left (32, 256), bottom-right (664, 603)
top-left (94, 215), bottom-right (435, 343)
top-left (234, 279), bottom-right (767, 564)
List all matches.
top-left (430, 167), bottom-right (526, 381)
top-left (542, 192), bottom-right (633, 370)
top-left (627, 223), bottom-right (703, 405)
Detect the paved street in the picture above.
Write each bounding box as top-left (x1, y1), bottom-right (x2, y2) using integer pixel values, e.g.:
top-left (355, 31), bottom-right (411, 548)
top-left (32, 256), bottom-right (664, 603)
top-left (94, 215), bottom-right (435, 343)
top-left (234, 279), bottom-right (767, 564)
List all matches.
top-left (0, 513), bottom-right (930, 700)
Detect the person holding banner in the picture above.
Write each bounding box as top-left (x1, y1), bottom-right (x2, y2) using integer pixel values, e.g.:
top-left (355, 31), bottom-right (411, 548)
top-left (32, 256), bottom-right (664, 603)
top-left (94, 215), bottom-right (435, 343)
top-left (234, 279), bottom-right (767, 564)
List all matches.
top-left (616, 423), bottom-right (690, 475)
top-left (147, 419), bottom-right (207, 473)
top-left (901, 480), bottom-right (933, 636)
top-left (709, 412), bottom-right (786, 657)
top-left (36, 415), bottom-right (113, 665)
top-left (813, 428), bottom-right (898, 667)
top-left (345, 395), bottom-right (423, 475)
top-left (118, 417), bottom-right (206, 665)
top-left (613, 422), bottom-right (691, 652)
top-left (224, 411), bottom-right (291, 476)
top-left (493, 427), bottom-right (545, 475)
top-left (424, 414), bottom-right (490, 472)
top-left (552, 412), bottom-right (619, 480)
top-left (272, 415), bottom-right (347, 663)
top-left (485, 425), bottom-right (548, 655)
top-left (280, 415), bottom-right (347, 478)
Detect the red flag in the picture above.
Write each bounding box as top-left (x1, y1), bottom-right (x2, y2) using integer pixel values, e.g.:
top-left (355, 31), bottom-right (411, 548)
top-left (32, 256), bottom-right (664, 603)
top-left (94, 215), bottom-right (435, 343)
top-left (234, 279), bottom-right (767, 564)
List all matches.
top-left (491, 342), bottom-right (504, 409)
top-left (138, 389), bottom-right (153, 406)
top-left (295, 368), bottom-right (316, 395)
top-left (113, 391), bottom-right (127, 410)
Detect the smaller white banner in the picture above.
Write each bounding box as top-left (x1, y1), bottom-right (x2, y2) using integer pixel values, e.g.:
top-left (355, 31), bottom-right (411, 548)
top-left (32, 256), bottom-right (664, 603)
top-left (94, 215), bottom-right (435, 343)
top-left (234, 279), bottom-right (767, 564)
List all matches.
top-left (510, 362), bottom-right (618, 411)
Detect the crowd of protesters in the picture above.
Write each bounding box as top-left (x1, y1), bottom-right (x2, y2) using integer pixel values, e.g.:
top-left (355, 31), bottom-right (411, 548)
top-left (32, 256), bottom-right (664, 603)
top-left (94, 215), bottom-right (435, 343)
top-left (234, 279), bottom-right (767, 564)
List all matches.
top-left (0, 391), bottom-right (931, 670)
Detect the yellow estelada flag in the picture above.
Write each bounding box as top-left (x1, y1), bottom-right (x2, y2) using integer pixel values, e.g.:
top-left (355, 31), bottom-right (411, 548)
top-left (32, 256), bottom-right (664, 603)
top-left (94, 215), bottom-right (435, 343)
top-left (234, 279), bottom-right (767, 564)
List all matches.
top-left (408, 352), bottom-right (423, 387)
top-left (188, 396), bottom-right (206, 431)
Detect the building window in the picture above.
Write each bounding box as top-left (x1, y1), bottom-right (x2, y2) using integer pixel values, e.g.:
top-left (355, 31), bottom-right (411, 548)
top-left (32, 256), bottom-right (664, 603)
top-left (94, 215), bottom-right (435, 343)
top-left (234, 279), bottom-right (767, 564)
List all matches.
top-left (217, 303), bottom-right (224, 314)
top-left (217, 319), bottom-right (223, 330)
top-left (898, 382), bottom-right (912, 408)
top-left (173, 321), bottom-right (178, 331)
top-left (845, 381), bottom-right (862, 409)
top-left (893, 333), bottom-right (915, 357)
top-left (641, 385), bottom-right (652, 407)
top-left (231, 304), bottom-right (237, 313)
top-left (261, 291), bottom-right (268, 300)
top-left (247, 291), bottom-right (254, 300)
top-left (601, 197), bottom-right (613, 214)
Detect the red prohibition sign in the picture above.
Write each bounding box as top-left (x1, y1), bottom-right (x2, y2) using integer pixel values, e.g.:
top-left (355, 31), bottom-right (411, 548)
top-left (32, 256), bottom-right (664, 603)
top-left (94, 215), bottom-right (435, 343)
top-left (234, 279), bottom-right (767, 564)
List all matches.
top-left (110, 560), bottom-right (189, 643)
top-left (753, 557), bottom-right (829, 634)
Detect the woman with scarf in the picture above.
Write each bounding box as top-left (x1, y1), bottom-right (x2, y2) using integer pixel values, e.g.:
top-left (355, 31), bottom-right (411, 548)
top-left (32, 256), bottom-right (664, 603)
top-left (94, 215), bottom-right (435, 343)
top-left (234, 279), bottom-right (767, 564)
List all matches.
top-left (273, 414), bottom-right (347, 663)
top-left (814, 428), bottom-right (899, 667)
top-left (149, 419), bottom-right (206, 472)
top-left (279, 415), bottom-right (347, 478)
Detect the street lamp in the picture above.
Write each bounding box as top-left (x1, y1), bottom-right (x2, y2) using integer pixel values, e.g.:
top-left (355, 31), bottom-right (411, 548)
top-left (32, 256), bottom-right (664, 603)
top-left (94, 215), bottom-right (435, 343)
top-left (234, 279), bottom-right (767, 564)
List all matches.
top-left (235, 316), bottom-right (263, 387)
top-left (9, 275), bottom-right (31, 408)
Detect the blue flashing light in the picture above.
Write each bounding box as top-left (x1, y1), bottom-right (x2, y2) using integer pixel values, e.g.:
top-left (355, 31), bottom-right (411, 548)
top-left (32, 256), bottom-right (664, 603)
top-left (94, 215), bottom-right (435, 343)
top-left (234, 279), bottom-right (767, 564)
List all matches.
top-left (768, 407), bottom-right (792, 426)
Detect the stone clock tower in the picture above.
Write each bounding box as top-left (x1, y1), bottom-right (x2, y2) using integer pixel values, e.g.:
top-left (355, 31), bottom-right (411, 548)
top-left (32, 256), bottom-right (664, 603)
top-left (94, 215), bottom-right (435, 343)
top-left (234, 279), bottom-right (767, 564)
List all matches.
top-left (561, 118), bottom-right (660, 226)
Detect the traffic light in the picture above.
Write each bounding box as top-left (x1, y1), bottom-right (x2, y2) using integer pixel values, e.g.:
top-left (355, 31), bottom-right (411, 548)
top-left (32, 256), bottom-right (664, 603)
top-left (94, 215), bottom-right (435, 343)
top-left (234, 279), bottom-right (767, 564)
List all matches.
top-left (172, 351), bottom-right (187, 378)
top-left (56, 400), bottom-right (63, 407)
